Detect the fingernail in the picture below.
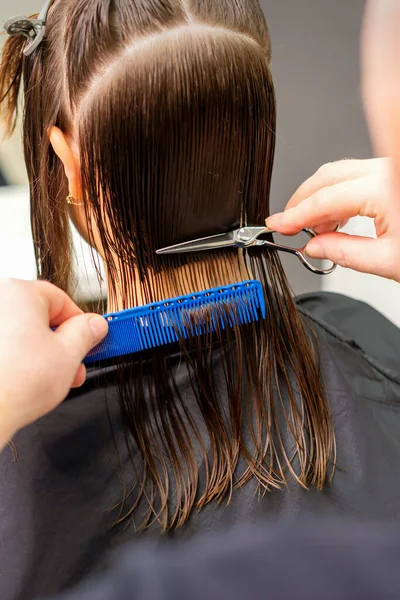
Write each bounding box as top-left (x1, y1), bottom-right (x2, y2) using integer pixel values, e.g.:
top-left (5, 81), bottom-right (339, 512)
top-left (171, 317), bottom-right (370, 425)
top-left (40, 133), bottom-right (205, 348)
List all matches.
top-left (305, 240), bottom-right (325, 259)
top-left (89, 315), bottom-right (109, 343)
top-left (266, 213), bottom-right (284, 228)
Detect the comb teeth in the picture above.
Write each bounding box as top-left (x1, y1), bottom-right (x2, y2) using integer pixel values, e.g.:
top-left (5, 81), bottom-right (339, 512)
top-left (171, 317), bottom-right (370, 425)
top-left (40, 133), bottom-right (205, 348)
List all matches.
top-left (84, 281), bottom-right (266, 364)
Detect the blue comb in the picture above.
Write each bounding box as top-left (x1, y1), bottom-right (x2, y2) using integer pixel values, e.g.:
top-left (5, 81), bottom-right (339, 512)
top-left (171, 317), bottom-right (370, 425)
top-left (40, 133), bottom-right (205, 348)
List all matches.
top-left (84, 280), bottom-right (266, 365)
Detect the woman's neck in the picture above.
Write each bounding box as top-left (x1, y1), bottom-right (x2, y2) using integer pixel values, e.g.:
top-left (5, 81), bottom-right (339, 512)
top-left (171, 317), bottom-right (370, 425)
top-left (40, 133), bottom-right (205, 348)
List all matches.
top-left (105, 251), bottom-right (250, 313)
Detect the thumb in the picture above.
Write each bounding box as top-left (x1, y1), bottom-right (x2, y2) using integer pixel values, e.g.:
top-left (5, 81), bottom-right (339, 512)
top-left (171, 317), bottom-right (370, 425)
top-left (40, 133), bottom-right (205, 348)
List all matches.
top-left (55, 314), bottom-right (109, 365)
top-left (306, 232), bottom-right (396, 278)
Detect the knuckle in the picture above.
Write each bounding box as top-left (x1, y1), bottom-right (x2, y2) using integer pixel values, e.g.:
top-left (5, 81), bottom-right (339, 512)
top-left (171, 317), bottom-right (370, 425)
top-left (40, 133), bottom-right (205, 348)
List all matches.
top-left (80, 323), bottom-right (94, 349)
top-left (312, 188), bottom-right (331, 214)
top-left (35, 280), bottom-right (55, 293)
top-left (316, 162), bottom-right (334, 178)
top-left (335, 246), bottom-right (352, 270)
top-left (335, 158), bottom-right (352, 167)
top-left (0, 278), bottom-right (22, 290)
top-left (380, 242), bottom-right (400, 278)
top-left (0, 278), bottom-right (25, 301)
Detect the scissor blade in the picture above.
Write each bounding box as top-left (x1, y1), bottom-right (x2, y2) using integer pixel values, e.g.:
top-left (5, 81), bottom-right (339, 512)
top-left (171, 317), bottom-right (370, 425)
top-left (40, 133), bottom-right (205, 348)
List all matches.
top-left (156, 232), bottom-right (236, 255)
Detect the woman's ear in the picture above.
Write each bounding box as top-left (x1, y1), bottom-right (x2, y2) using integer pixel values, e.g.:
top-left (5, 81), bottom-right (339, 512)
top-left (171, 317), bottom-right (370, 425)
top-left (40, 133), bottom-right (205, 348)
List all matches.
top-left (49, 127), bottom-right (82, 201)
top-left (48, 127), bottom-right (104, 257)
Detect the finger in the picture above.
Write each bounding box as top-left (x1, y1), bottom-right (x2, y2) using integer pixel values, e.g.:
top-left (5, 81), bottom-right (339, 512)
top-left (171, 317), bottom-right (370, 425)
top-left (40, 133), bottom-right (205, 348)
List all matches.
top-left (312, 221), bottom-right (341, 235)
top-left (35, 281), bottom-right (83, 327)
top-left (266, 180), bottom-right (378, 235)
top-left (306, 232), bottom-right (397, 278)
top-left (71, 364), bottom-right (87, 389)
top-left (286, 160), bottom-right (374, 211)
top-left (54, 314), bottom-right (108, 369)
top-left (312, 219), bottom-right (349, 234)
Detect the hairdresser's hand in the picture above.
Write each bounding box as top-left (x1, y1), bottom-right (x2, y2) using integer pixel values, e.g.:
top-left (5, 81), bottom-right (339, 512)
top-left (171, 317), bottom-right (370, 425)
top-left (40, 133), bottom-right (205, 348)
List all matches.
top-left (0, 279), bottom-right (108, 448)
top-left (266, 158), bottom-right (400, 282)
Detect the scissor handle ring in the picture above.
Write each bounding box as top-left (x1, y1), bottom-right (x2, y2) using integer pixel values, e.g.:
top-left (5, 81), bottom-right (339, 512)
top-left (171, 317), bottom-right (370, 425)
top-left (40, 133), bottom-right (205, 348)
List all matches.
top-left (297, 228), bottom-right (337, 275)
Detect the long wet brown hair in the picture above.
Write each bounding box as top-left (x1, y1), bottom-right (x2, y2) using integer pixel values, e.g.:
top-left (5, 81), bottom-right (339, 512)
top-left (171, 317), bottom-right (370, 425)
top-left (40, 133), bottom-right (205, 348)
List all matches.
top-left (0, 0), bottom-right (335, 531)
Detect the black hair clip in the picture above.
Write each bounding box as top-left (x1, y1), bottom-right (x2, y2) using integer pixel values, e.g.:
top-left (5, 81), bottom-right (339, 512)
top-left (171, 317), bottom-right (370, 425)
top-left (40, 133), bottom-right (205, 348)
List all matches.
top-left (4, 0), bottom-right (51, 57)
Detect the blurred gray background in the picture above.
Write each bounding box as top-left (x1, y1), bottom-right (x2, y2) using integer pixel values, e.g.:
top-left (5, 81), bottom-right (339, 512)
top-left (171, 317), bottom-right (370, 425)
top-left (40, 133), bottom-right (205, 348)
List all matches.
top-left (0, 0), bottom-right (371, 295)
top-left (263, 0), bottom-right (371, 292)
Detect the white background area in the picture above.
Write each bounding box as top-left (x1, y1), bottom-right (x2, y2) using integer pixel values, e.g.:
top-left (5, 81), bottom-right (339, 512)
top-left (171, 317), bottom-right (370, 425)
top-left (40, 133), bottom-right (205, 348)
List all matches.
top-left (1, 186), bottom-right (399, 327)
top-left (0, 187), bottom-right (105, 303)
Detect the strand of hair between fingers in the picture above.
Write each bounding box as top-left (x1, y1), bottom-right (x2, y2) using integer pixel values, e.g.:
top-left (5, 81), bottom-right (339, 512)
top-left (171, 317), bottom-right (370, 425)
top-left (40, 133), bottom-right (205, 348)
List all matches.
top-left (75, 23), bottom-right (260, 118)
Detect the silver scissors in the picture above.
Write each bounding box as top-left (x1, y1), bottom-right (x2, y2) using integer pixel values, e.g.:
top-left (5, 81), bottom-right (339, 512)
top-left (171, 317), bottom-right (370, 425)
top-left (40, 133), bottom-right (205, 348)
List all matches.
top-left (156, 226), bottom-right (337, 275)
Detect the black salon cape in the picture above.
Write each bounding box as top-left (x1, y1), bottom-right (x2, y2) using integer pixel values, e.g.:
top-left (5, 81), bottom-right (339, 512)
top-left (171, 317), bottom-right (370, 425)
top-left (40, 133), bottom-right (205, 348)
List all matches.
top-left (0, 292), bottom-right (399, 600)
top-left (48, 519), bottom-right (400, 600)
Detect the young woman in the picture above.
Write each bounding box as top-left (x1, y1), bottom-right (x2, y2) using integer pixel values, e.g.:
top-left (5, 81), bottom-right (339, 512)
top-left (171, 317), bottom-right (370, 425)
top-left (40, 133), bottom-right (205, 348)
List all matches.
top-left (0, 1), bottom-right (399, 599)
